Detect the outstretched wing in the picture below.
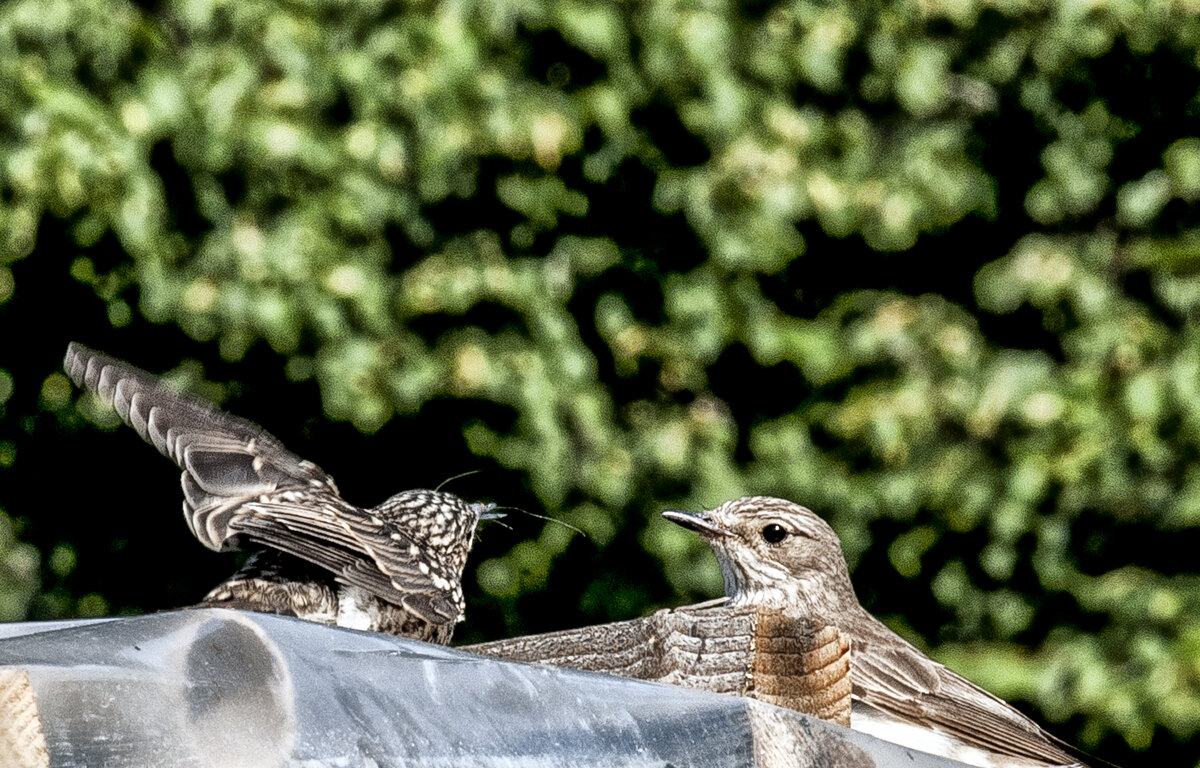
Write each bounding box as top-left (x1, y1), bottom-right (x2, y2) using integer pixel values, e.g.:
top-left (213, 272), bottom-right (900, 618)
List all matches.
top-left (63, 343), bottom-right (462, 625)
top-left (64, 342), bottom-right (340, 550)
top-left (850, 618), bottom-right (1083, 766)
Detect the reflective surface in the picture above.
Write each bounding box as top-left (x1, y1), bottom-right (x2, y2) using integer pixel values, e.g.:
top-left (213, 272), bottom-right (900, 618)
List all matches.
top-left (0, 609), bottom-right (970, 767)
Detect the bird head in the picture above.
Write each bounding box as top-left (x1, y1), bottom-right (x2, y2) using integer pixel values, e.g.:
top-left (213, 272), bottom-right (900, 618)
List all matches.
top-left (376, 490), bottom-right (505, 577)
top-left (662, 496), bottom-right (856, 616)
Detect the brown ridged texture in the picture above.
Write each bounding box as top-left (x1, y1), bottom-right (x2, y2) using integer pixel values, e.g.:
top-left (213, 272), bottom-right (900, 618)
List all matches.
top-left (0, 668), bottom-right (50, 768)
top-left (465, 604), bottom-right (852, 726)
top-left (748, 612), bottom-right (852, 726)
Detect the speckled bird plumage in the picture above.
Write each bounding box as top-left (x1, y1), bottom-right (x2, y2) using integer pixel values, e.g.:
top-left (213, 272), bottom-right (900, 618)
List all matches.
top-left (664, 496), bottom-right (1091, 768)
top-left (64, 342), bottom-right (495, 643)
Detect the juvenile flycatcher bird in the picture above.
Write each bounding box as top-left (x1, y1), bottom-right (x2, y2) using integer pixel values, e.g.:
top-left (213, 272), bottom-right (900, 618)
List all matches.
top-left (64, 342), bottom-right (500, 643)
top-left (664, 496), bottom-right (1090, 768)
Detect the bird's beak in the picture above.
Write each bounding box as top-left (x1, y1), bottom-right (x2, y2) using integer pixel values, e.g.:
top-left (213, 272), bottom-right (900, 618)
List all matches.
top-left (662, 509), bottom-right (732, 538)
top-left (472, 502), bottom-right (506, 521)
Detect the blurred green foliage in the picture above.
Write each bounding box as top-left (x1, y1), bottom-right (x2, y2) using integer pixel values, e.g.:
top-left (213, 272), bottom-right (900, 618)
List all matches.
top-left (2, 0), bottom-right (1200, 763)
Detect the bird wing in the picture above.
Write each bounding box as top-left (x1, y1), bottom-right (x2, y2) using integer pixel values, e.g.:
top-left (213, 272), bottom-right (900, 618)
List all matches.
top-left (63, 342), bottom-right (459, 626)
top-left (233, 498), bottom-right (462, 624)
top-left (850, 630), bottom-right (1082, 766)
top-left (64, 342), bottom-right (338, 540)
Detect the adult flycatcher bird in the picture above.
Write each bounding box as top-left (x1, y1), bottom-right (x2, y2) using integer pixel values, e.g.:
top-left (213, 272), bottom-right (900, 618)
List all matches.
top-left (664, 496), bottom-right (1091, 768)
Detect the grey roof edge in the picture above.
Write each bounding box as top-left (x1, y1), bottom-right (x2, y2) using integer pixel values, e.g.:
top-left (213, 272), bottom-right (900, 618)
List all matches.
top-left (0, 609), bottom-right (976, 768)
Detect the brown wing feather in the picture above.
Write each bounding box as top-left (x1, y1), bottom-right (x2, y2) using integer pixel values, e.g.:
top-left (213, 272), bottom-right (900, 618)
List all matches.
top-left (850, 624), bottom-right (1080, 765)
top-left (64, 343), bottom-right (339, 547)
top-left (232, 499), bottom-right (460, 624)
top-left (65, 343), bottom-right (326, 487)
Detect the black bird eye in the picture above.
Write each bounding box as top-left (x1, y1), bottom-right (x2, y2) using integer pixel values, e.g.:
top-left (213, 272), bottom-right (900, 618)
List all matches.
top-left (761, 524), bottom-right (788, 544)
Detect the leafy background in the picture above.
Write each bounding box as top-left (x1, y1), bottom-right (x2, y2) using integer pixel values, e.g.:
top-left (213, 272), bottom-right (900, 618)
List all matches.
top-left (1, 0), bottom-right (1198, 764)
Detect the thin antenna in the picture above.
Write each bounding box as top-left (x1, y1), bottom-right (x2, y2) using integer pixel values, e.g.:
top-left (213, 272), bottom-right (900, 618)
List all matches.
top-left (435, 469), bottom-right (483, 492)
top-left (494, 506), bottom-right (589, 540)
